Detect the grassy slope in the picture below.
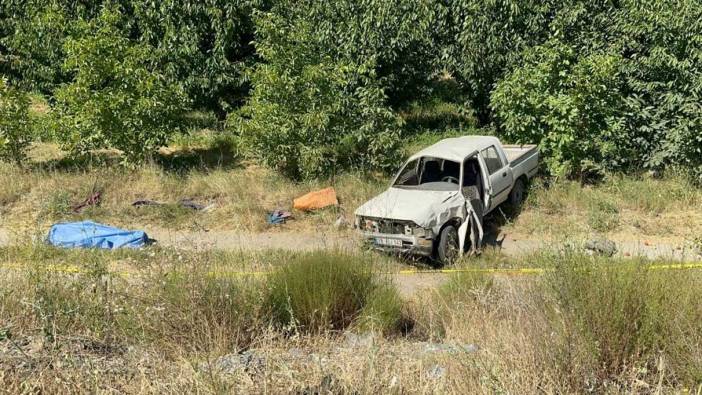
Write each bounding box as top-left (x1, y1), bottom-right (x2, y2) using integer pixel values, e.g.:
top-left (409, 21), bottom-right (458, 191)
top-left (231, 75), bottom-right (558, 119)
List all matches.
top-left (1, 142), bottom-right (701, 247)
top-left (2, 247), bottom-right (701, 393)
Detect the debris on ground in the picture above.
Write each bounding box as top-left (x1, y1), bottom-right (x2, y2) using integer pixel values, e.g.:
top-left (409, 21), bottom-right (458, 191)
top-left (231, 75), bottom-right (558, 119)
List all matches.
top-left (179, 198), bottom-right (215, 211)
top-left (72, 192), bottom-right (101, 213)
top-left (293, 187), bottom-right (338, 211)
top-left (132, 199), bottom-right (163, 207)
top-left (584, 238), bottom-right (618, 257)
top-left (131, 198), bottom-right (215, 211)
top-left (267, 209), bottom-right (293, 225)
top-left (334, 214), bottom-right (350, 230)
top-left (420, 342), bottom-right (479, 355)
top-left (207, 350), bottom-right (266, 375)
top-left (47, 221), bottom-right (151, 249)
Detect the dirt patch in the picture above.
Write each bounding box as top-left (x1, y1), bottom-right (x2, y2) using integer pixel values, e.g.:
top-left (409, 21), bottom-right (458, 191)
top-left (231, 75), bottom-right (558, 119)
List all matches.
top-left (148, 228), bottom-right (358, 252)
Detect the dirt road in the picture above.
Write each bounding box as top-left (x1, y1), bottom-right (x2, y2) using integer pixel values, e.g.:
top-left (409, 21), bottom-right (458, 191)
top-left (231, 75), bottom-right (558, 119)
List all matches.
top-left (2, 226), bottom-right (699, 297)
top-left (144, 228), bottom-right (699, 261)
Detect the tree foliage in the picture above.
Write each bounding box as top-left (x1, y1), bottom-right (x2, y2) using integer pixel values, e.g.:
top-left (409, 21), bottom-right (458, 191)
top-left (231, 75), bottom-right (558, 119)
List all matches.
top-left (492, 0), bottom-right (702, 179)
top-left (130, 0), bottom-right (265, 115)
top-left (0, 0), bottom-right (700, 180)
top-left (235, 6), bottom-right (403, 179)
top-left (52, 6), bottom-right (187, 164)
top-left (0, 78), bottom-right (31, 164)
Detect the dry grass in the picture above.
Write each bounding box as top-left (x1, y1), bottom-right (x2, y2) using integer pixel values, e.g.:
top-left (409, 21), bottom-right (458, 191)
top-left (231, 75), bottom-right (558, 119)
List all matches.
top-left (2, 246), bottom-right (702, 393)
top-left (3, 142), bottom-right (701, 249)
top-left (504, 174), bottom-right (702, 242)
top-left (0, 161), bottom-right (386, 234)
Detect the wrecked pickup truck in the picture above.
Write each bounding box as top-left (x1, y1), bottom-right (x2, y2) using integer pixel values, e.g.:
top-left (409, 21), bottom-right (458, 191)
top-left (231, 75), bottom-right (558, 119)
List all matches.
top-left (354, 136), bottom-right (538, 264)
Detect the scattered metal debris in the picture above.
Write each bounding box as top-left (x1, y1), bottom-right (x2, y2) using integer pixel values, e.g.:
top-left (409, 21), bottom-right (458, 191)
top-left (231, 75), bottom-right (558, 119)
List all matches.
top-left (72, 192), bottom-right (101, 213)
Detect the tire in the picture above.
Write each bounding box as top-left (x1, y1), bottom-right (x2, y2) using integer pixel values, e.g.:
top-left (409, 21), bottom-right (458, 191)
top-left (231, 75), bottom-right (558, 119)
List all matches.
top-left (507, 177), bottom-right (526, 209)
top-left (436, 225), bottom-right (459, 265)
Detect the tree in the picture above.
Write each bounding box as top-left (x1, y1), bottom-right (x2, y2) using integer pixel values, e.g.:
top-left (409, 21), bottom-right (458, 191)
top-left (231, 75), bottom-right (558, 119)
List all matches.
top-left (234, 8), bottom-right (403, 179)
top-left (491, 41), bottom-right (626, 177)
top-left (444, 0), bottom-right (556, 124)
top-left (129, 0), bottom-right (266, 116)
top-left (0, 78), bottom-right (32, 164)
top-left (52, 6), bottom-right (187, 164)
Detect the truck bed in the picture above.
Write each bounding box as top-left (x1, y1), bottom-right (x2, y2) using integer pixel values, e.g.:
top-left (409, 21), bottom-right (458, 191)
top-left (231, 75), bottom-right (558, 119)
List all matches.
top-left (503, 144), bottom-right (538, 166)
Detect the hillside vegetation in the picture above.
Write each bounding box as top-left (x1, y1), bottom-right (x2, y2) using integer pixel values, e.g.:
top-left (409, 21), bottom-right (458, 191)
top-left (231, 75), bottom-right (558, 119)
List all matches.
top-left (1, 0), bottom-right (701, 180)
top-left (2, 247), bottom-right (702, 392)
top-left (2, 2), bottom-right (702, 393)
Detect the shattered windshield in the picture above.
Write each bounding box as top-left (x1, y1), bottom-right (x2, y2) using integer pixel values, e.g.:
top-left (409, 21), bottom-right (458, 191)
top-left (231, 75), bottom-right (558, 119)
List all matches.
top-left (393, 157), bottom-right (461, 191)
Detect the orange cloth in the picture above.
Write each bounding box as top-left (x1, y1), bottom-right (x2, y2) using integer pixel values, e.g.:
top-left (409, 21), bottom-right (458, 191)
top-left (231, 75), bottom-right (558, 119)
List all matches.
top-left (293, 187), bottom-right (339, 211)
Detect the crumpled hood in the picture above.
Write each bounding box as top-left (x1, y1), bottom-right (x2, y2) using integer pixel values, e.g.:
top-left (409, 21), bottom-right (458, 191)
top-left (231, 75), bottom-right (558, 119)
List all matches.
top-left (354, 187), bottom-right (461, 227)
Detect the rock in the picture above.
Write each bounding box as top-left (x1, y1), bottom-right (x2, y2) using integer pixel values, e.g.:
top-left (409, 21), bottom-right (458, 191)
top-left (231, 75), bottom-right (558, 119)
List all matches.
top-left (343, 332), bottom-right (375, 348)
top-left (426, 364), bottom-right (446, 379)
top-left (421, 342), bottom-right (479, 355)
top-left (584, 238), bottom-right (617, 257)
top-left (209, 350), bottom-right (266, 374)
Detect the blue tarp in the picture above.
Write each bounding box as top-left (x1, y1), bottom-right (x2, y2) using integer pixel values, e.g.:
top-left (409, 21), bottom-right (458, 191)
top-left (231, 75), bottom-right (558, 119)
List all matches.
top-left (47, 221), bottom-right (149, 249)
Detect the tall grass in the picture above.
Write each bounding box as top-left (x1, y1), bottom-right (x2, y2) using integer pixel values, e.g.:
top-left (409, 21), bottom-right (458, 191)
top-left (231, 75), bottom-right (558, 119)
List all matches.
top-left (544, 252), bottom-right (702, 386)
top-left (265, 251), bottom-right (402, 334)
top-left (422, 251), bottom-right (702, 392)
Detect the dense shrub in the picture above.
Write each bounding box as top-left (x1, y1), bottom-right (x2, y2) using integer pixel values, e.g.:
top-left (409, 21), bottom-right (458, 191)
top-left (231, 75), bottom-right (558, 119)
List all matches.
top-left (492, 0), bottom-right (702, 180)
top-left (52, 6), bottom-right (187, 164)
top-left (444, 0), bottom-right (556, 123)
top-left (491, 41), bottom-right (626, 176)
top-left (130, 0), bottom-right (264, 116)
top-left (614, 0), bottom-right (702, 181)
top-left (265, 252), bottom-right (401, 333)
top-left (235, 6), bottom-right (403, 179)
top-left (0, 78), bottom-right (32, 163)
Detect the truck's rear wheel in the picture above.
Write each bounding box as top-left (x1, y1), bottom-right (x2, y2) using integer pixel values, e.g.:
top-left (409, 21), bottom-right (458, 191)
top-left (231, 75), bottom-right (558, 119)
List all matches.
top-left (508, 177), bottom-right (526, 209)
top-left (437, 225), bottom-right (459, 265)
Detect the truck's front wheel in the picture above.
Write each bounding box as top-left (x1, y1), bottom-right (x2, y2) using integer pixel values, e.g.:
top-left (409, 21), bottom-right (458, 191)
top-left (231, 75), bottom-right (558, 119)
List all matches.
top-left (437, 225), bottom-right (459, 265)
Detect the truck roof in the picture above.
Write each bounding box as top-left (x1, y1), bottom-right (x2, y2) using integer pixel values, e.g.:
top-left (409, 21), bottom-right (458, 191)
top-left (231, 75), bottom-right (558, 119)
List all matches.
top-left (408, 135), bottom-right (501, 162)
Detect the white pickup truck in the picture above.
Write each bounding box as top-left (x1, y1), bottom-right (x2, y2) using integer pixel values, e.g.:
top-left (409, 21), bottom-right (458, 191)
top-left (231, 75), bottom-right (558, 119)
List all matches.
top-left (354, 136), bottom-right (538, 264)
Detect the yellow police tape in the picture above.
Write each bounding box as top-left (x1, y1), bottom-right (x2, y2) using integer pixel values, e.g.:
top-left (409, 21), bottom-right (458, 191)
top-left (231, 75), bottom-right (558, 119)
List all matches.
top-left (3, 261), bottom-right (702, 278)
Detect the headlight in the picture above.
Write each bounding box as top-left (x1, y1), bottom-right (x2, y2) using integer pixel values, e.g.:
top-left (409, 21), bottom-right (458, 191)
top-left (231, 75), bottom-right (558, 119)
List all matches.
top-left (412, 226), bottom-right (433, 238)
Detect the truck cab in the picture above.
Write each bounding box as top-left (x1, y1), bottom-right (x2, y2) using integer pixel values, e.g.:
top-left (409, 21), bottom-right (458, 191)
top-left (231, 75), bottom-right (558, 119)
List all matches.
top-left (354, 136), bottom-right (538, 264)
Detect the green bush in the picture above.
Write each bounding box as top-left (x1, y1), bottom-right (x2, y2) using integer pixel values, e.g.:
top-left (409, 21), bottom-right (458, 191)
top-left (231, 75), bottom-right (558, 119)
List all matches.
top-left (444, 0), bottom-right (556, 122)
top-left (491, 41), bottom-right (626, 177)
top-left (265, 252), bottom-right (401, 333)
top-left (52, 5), bottom-right (187, 164)
top-left (0, 78), bottom-right (32, 164)
top-left (235, 6), bottom-right (404, 179)
top-left (490, 1), bottom-right (702, 180)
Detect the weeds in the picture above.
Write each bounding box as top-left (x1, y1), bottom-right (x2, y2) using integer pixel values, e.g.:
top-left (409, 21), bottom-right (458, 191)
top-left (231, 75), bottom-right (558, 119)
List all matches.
top-left (2, 245), bottom-right (702, 393)
top-left (265, 252), bottom-right (401, 334)
top-left (587, 198), bottom-right (620, 232)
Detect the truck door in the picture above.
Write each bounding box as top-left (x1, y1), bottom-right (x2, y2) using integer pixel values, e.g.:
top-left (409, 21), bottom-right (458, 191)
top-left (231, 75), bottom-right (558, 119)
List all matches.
top-left (480, 145), bottom-right (513, 211)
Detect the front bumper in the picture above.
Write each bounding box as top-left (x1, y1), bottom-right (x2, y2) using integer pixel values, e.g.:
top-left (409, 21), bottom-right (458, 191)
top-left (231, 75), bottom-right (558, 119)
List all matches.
top-left (359, 231), bottom-right (434, 257)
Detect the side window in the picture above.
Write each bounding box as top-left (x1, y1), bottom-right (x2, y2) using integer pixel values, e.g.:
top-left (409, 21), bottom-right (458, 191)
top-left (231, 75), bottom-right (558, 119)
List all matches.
top-left (481, 146), bottom-right (503, 175)
top-left (394, 159), bottom-right (419, 186)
